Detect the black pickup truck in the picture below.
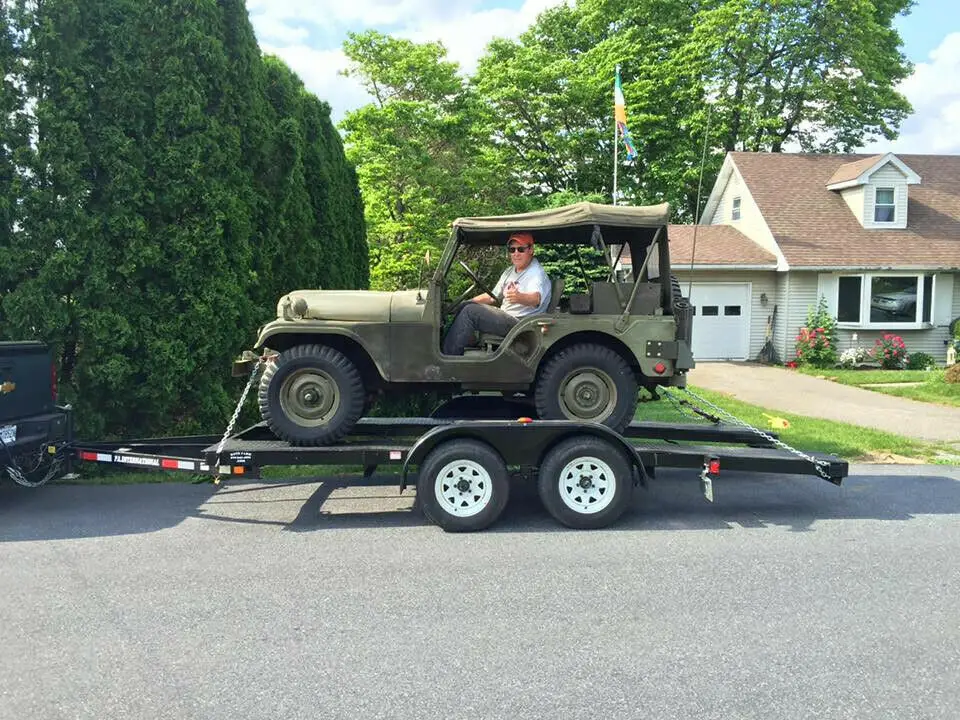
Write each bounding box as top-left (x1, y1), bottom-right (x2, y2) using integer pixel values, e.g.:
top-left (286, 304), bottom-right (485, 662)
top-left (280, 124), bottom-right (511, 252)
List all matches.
top-left (0, 341), bottom-right (73, 486)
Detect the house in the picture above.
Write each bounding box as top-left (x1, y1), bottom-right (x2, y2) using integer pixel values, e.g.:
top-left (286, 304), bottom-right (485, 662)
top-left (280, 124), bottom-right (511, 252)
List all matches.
top-left (617, 151), bottom-right (960, 364)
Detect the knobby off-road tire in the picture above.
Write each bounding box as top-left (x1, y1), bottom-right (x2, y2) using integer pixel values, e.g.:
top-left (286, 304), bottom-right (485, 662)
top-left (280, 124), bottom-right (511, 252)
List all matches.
top-left (258, 344), bottom-right (365, 446)
top-left (417, 439), bottom-right (510, 532)
top-left (537, 436), bottom-right (634, 529)
top-left (534, 344), bottom-right (638, 433)
top-left (670, 274), bottom-right (683, 303)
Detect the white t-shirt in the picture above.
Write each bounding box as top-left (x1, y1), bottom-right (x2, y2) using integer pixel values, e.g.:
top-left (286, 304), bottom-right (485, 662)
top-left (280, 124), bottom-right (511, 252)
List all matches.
top-left (493, 257), bottom-right (552, 318)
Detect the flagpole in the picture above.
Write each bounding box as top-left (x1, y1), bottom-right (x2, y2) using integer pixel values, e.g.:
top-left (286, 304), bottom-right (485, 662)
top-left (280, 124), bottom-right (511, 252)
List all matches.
top-left (613, 63), bottom-right (619, 206)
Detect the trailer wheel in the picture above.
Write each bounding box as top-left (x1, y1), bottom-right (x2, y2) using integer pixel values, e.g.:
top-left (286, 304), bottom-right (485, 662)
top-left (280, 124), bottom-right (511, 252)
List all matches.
top-left (258, 344), bottom-right (365, 446)
top-left (537, 436), bottom-right (633, 529)
top-left (534, 344), bottom-right (638, 432)
top-left (417, 439), bottom-right (510, 532)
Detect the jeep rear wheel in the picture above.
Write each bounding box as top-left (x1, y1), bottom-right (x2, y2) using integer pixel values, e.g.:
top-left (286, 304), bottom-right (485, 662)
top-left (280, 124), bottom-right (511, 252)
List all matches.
top-left (258, 344), bottom-right (365, 446)
top-left (534, 344), bottom-right (638, 432)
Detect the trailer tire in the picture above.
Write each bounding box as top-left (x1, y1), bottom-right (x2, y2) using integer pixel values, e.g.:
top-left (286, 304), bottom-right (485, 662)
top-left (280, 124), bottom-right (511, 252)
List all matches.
top-left (537, 436), bottom-right (633, 529)
top-left (534, 344), bottom-right (638, 432)
top-left (416, 439), bottom-right (510, 532)
top-left (258, 344), bottom-right (365, 446)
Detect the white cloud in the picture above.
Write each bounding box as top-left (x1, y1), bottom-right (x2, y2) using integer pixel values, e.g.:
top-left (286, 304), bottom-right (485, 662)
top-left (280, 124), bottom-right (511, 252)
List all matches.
top-left (863, 31), bottom-right (960, 154)
top-left (246, 0), bottom-right (566, 123)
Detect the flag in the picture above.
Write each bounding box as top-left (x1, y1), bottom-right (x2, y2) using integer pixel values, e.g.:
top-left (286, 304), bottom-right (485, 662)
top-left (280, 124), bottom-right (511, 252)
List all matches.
top-left (614, 68), bottom-right (638, 161)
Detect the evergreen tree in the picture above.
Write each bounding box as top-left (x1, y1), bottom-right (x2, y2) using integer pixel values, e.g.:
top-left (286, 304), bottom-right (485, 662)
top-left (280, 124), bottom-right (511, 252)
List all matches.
top-left (2, 0), bottom-right (367, 439)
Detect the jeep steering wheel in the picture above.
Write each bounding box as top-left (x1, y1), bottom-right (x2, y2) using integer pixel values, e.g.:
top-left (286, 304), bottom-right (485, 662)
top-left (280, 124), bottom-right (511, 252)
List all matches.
top-left (458, 260), bottom-right (498, 304)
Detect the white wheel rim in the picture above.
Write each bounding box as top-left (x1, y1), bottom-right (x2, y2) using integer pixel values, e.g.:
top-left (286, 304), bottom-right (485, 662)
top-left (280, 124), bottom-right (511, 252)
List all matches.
top-left (434, 459), bottom-right (494, 518)
top-left (557, 455), bottom-right (616, 515)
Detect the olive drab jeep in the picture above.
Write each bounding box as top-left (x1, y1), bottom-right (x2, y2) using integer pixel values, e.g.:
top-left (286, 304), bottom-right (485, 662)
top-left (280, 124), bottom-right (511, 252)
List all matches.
top-left (232, 201), bottom-right (696, 445)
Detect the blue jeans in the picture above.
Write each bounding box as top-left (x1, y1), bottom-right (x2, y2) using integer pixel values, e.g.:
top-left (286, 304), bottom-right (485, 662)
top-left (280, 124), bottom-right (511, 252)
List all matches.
top-left (442, 303), bottom-right (518, 355)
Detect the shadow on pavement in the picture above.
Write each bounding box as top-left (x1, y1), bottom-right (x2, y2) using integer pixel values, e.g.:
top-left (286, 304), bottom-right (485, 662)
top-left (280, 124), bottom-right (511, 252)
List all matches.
top-left (2, 465), bottom-right (960, 541)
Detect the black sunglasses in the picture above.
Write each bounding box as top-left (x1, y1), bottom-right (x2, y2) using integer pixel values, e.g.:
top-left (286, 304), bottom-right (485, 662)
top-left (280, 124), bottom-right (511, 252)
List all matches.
top-left (508, 246), bottom-right (530, 253)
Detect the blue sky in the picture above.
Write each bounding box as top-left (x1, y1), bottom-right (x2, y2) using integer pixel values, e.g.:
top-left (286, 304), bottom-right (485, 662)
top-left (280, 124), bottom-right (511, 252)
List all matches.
top-left (246, 0), bottom-right (960, 153)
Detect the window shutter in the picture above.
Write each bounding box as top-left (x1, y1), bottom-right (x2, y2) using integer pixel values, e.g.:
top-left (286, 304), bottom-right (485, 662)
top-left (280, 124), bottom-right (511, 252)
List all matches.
top-left (933, 273), bottom-right (954, 325)
top-left (817, 274), bottom-right (839, 318)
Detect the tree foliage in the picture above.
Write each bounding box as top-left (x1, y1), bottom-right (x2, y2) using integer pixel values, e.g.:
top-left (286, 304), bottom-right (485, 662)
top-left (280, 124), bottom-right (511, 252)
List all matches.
top-left (339, 30), bottom-right (508, 291)
top-left (469, 0), bottom-right (913, 219)
top-left (0, 0), bottom-right (367, 440)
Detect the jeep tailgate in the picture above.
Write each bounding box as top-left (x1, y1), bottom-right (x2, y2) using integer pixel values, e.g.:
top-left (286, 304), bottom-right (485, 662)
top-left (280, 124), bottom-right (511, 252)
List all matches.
top-left (0, 341), bottom-right (55, 425)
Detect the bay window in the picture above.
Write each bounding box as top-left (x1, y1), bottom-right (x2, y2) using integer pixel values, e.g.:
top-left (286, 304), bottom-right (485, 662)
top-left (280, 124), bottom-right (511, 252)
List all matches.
top-left (828, 273), bottom-right (935, 327)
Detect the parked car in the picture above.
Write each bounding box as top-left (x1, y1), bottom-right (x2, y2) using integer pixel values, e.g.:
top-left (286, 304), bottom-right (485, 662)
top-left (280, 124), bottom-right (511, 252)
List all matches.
top-left (0, 341), bottom-right (72, 486)
top-left (871, 287), bottom-right (917, 320)
top-left (233, 201), bottom-right (696, 445)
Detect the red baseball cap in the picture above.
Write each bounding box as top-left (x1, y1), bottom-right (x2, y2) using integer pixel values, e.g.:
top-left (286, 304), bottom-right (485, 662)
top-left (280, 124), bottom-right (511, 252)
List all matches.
top-left (508, 232), bottom-right (534, 247)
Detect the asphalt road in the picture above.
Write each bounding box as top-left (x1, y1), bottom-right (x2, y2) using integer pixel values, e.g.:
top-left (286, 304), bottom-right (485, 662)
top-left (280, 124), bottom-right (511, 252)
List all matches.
top-left (2, 465), bottom-right (959, 720)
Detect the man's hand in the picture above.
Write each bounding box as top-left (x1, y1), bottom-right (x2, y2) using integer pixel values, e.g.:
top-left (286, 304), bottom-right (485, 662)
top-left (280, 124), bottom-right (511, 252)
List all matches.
top-left (504, 282), bottom-right (539, 307)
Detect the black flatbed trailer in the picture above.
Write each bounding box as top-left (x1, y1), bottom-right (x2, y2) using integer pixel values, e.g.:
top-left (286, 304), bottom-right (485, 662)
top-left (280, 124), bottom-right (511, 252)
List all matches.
top-left (66, 412), bottom-right (848, 531)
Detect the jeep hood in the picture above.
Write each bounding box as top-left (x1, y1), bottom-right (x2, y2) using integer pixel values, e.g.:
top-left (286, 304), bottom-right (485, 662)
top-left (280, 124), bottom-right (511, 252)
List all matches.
top-left (276, 289), bottom-right (424, 322)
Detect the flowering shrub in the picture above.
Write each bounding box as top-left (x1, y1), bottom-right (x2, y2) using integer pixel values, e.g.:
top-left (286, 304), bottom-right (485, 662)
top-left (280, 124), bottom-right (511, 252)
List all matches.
top-left (872, 333), bottom-right (907, 369)
top-left (839, 346), bottom-right (870, 368)
top-left (794, 297), bottom-right (838, 367)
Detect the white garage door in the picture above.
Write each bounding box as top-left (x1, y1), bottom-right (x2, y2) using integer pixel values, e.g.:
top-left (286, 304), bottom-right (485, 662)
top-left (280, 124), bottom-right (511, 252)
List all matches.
top-left (687, 283), bottom-right (751, 361)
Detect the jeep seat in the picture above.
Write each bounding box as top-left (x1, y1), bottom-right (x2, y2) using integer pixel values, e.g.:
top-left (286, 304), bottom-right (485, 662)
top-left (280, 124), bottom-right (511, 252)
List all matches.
top-left (479, 278), bottom-right (565, 351)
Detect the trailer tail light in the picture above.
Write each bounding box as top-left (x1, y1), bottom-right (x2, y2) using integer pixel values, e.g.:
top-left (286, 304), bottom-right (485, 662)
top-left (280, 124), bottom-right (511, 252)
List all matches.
top-left (708, 459), bottom-right (720, 475)
top-left (653, 362), bottom-right (666, 374)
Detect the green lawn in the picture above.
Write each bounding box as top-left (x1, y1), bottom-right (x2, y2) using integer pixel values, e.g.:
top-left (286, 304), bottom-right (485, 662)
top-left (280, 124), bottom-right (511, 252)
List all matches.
top-left (642, 385), bottom-right (954, 463)
top-left (797, 366), bottom-right (960, 408)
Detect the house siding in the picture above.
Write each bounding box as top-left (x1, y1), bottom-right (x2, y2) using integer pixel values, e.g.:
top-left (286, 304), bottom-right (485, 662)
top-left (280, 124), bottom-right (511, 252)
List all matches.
top-left (864, 164), bottom-right (909, 229)
top-left (674, 270), bottom-right (778, 360)
top-left (840, 186), bottom-right (864, 225)
top-left (708, 163), bottom-right (785, 269)
top-left (776, 272), bottom-right (821, 362)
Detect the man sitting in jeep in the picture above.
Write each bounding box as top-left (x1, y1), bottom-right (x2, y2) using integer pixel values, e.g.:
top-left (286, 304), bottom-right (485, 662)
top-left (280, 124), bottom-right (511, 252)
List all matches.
top-left (442, 231), bottom-right (552, 355)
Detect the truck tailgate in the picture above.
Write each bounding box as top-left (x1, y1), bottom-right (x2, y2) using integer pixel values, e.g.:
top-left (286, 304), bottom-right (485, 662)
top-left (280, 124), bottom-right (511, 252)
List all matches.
top-left (0, 341), bottom-right (54, 425)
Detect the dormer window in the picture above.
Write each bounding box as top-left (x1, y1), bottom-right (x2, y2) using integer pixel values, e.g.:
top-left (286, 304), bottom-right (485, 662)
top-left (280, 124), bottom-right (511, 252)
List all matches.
top-left (826, 153), bottom-right (920, 230)
top-left (874, 188), bottom-right (895, 223)
top-left (732, 197), bottom-right (741, 221)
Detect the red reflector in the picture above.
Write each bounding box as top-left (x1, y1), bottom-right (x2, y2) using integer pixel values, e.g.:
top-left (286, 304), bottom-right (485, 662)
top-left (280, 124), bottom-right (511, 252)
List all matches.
top-left (80, 451), bottom-right (97, 461)
top-left (517, 417), bottom-right (533, 424)
top-left (709, 459), bottom-right (721, 475)
top-left (653, 362), bottom-right (666, 374)
top-left (161, 459), bottom-right (178, 470)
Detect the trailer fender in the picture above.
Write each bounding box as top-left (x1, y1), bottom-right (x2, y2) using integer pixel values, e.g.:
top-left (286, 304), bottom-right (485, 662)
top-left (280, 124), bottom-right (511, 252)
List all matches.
top-left (400, 420), bottom-right (648, 493)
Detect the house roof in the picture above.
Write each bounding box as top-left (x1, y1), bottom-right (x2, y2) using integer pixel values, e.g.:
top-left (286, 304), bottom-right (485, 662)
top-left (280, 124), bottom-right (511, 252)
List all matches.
top-left (619, 225), bottom-right (777, 268)
top-left (730, 152), bottom-right (960, 269)
top-left (826, 155), bottom-right (884, 186)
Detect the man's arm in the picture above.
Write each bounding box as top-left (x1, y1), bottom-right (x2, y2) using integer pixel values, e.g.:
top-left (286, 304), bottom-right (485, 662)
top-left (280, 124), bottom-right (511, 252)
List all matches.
top-left (504, 288), bottom-right (541, 307)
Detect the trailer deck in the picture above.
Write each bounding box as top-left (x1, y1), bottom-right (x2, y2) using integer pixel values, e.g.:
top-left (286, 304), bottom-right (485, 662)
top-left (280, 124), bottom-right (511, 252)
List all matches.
top-left (70, 415), bottom-right (847, 484)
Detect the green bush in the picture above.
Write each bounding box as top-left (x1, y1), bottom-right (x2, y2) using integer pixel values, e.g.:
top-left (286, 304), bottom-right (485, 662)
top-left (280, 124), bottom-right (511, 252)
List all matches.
top-left (905, 351), bottom-right (937, 370)
top-left (794, 296), bottom-right (838, 367)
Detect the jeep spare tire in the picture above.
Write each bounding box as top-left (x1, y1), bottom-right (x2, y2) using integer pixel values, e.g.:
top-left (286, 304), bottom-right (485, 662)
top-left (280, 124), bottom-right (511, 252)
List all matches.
top-left (534, 344), bottom-right (638, 432)
top-left (258, 344), bottom-right (365, 446)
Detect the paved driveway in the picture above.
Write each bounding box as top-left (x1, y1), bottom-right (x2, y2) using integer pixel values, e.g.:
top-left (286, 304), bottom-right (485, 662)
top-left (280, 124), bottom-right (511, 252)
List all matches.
top-left (688, 362), bottom-right (960, 444)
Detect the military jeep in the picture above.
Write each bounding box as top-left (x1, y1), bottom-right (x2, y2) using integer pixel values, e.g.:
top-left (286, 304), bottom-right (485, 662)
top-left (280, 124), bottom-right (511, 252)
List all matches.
top-left (233, 201), bottom-right (695, 445)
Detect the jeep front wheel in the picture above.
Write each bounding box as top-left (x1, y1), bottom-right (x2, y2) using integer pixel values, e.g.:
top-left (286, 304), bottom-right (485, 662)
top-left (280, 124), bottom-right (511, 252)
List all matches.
top-left (258, 344), bottom-right (365, 446)
top-left (534, 344), bottom-right (638, 432)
